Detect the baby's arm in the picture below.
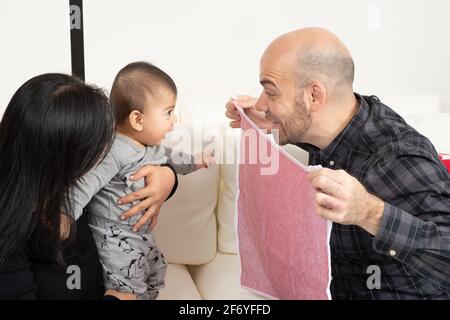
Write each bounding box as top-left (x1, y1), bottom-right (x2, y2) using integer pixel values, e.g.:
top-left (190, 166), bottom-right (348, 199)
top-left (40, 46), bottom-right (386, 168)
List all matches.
top-left (163, 147), bottom-right (214, 175)
top-left (63, 151), bottom-right (121, 220)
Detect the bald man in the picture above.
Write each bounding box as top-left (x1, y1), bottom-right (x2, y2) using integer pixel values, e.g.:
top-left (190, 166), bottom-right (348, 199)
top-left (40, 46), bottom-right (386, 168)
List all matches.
top-left (226, 27), bottom-right (450, 300)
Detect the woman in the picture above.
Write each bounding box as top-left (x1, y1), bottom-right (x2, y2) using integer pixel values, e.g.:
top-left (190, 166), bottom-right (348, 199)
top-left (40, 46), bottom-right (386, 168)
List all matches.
top-left (0, 74), bottom-right (177, 299)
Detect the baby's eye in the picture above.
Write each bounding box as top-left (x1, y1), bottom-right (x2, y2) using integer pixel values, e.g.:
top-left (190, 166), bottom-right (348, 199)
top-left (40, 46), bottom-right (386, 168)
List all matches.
top-left (167, 109), bottom-right (173, 115)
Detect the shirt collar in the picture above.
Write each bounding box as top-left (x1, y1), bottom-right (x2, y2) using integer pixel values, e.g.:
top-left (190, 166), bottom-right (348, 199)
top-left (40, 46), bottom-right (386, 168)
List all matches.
top-left (297, 93), bottom-right (370, 165)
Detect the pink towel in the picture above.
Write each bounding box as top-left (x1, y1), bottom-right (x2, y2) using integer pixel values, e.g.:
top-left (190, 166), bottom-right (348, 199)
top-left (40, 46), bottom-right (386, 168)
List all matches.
top-left (235, 106), bottom-right (331, 300)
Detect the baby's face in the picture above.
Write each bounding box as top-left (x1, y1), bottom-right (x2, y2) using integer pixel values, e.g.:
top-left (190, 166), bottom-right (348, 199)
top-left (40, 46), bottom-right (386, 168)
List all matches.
top-left (140, 89), bottom-right (177, 146)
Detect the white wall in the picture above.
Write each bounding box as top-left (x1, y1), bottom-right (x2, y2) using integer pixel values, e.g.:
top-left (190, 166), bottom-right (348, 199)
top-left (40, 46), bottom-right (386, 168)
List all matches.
top-left (82, 0), bottom-right (450, 121)
top-left (0, 0), bottom-right (70, 117)
top-left (1, 0), bottom-right (450, 121)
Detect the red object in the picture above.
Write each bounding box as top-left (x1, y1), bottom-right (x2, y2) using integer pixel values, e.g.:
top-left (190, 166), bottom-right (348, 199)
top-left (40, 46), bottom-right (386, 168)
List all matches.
top-left (236, 106), bottom-right (331, 300)
top-left (438, 153), bottom-right (450, 173)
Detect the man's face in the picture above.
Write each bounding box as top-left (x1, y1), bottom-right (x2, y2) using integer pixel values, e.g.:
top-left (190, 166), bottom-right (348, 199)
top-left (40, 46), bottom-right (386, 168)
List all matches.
top-left (256, 53), bottom-right (311, 146)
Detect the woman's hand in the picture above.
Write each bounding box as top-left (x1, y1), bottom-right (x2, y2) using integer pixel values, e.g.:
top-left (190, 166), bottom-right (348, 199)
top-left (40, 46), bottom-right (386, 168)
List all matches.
top-left (104, 289), bottom-right (137, 300)
top-left (118, 165), bottom-right (176, 232)
top-left (148, 204), bottom-right (162, 230)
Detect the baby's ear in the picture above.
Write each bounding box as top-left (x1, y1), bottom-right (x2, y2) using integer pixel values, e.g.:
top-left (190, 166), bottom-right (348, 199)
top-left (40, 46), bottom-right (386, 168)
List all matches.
top-left (129, 110), bottom-right (144, 131)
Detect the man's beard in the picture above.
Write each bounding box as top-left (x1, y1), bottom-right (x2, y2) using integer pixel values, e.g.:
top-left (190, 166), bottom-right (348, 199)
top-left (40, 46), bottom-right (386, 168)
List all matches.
top-left (276, 96), bottom-right (311, 146)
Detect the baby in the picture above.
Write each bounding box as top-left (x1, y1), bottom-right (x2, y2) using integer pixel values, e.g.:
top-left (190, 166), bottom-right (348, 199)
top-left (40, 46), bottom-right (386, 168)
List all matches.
top-left (66, 62), bottom-right (213, 299)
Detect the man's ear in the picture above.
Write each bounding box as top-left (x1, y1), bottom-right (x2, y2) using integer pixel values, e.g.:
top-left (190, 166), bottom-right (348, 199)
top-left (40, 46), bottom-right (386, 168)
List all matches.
top-left (128, 110), bottom-right (144, 131)
top-left (307, 82), bottom-right (327, 112)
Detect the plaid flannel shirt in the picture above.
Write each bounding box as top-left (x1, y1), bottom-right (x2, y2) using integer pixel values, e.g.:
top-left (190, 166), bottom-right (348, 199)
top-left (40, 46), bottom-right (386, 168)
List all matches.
top-left (299, 94), bottom-right (450, 299)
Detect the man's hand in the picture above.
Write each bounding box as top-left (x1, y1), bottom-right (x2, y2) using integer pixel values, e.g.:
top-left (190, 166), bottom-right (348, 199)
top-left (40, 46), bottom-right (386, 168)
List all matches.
top-left (307, 168), bottom-right (385, 235)
top-left (225, 95), bottom-right (273, 131)
top-left (118, 165), bottom-right (176, 232)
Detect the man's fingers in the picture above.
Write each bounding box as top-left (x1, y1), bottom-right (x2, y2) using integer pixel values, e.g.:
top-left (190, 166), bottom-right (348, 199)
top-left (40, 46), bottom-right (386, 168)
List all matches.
top-left (226, 95), bottom-right (257, 128)
top-left (308, 168), bottom-right (346, 186)
top-left (232, 95), bottom-right (257, 108)
top-left (226, 98), bottom-right (239, 115)
top-left (315, 192), bottom-right (342, 211)
top-left (314, 201), bottom-right (343, 223)
top-left (133, 206), bottom-right (158, 232)
top-left (230, 120), bottom-right (241, 128)
top-left (225, 109), bottom-right (240, 121)
top-left (309, 174), bottom-right (343, 198)
top-left (314, 192), bottom-right (354, 226)
top-left (308, 167), bottom-right (331, 180)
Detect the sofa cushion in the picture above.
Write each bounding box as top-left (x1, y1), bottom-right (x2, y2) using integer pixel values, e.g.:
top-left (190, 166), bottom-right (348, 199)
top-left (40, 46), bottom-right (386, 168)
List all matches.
top-left (188, 253), bottom-right (269, 300)
top-left (380, 93), bottom-right (441, 118)
top-left (154, 165), bottom-right (219, 265)
top-left (158, 264), bottom-right (202, 300)
top-left (153, 125), bottom-right (220, 265)
top-left (217, 127), bottom-right (240, 254)
top-left (281, 144), bottom-right (310, 165)
top-left (403, 113), bottom-right (450, 153)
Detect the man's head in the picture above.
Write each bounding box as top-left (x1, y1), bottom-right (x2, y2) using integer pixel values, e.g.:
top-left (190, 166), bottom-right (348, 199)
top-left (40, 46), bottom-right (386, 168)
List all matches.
top-left (110, 61), bottom-right (177, 145)
top-left (255, 27), bottom-right (355, 146)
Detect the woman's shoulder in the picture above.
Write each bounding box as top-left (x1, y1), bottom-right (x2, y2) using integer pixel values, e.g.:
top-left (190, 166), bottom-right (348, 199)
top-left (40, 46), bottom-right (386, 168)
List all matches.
top-left (0, 245), bottom-right (30, 272)
top-left (0, 244), bottom-right (36, 299)
top-left (0, 213), bottom-right (104, 300)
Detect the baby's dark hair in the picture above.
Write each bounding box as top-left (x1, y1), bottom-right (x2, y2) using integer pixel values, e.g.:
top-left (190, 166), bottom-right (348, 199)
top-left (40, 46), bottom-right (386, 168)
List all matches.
top-left (110, 61), bottom-right (177, 124)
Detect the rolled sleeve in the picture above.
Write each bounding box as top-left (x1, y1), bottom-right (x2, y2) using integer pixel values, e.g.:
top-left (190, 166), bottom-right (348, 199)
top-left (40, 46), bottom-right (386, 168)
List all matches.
top-left (372, 201), bottom-right (450, 288)
top-left (366, 151), bottom-right (450, 288)
top-left (373, 202), bottom-right (421, 264)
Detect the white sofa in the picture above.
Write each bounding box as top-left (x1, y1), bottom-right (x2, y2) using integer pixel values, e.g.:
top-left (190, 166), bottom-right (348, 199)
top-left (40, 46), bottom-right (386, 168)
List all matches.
top-left (154, 120), bottom-right (282, 300)
top-left (380, 93), bottom-right (450, 154)
top-left (154, 94), bottom-right (449, 300)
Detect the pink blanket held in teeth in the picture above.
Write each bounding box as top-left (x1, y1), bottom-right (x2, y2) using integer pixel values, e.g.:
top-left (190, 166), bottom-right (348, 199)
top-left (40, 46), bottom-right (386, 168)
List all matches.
top-left (235, 104), bottom-right (332, 300)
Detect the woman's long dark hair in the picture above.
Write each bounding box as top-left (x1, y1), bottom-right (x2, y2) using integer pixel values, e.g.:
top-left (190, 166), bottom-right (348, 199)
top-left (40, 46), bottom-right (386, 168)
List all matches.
top-left (0, 73), bottom-right (115, 264)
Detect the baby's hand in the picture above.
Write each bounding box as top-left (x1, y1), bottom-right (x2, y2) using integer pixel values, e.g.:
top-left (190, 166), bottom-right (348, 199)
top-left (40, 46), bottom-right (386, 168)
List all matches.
top-left (195, 152), bottom-right (216, 169)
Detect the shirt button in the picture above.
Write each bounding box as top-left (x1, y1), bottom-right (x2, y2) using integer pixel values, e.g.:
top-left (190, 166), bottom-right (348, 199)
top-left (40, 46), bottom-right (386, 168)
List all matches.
top-left (329, 160), bottom-right (335, 166)
top-left (389, 249), bottom-right (397, 257)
